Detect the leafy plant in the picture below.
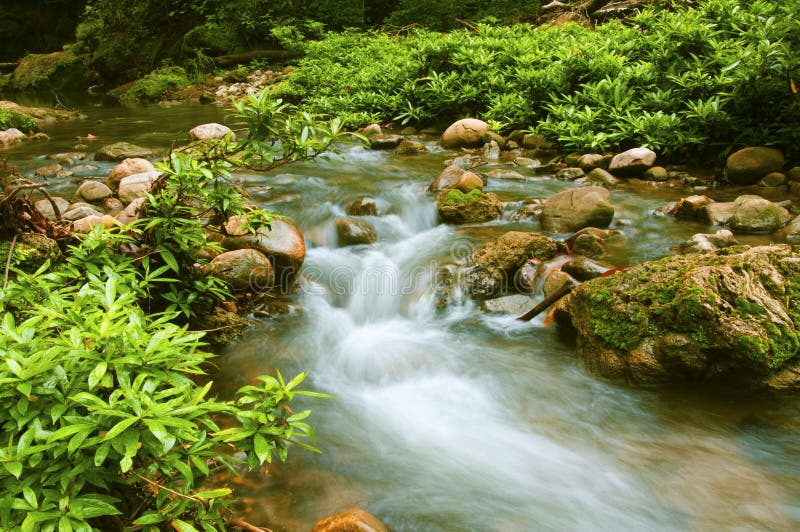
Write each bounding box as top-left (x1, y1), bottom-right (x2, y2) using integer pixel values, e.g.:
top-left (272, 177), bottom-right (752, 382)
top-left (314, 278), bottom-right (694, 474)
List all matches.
top-left (442, 188), bottom-right (482, 206)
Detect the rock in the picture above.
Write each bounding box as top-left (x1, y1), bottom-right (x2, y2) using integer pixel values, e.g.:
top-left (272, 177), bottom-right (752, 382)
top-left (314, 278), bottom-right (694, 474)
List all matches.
top-left (438, 191), bottom-right (502, 224)
top-left (543, 270), bottom-right (579, 298)
top-left (430, 165), bottom-right (466, 192)
top-left (515, 156), bottom-right (541, 168)
top-left (485, 168), bottom-right (526, 181)
top-left (34, 163), bottom-right (62, 178)
top-left (189, 122), bottom-right (236, 142)
top-left (34, 196), bottom-right (70, 220)
top-left (482, 294), bottom-right (537, 314)
top-left (358, 124), bottom-right (382, 137)
top-left (71, 214), bottom-right (120, 234)
top-left (454, 171), bottom-right (484, 193)
top-left (541, 186), bottom-right (614, 233)
top-left (512, 203), bottom-right (544, 221)
top-left (400, 126), bottom-right (418, 136)
top-left (464, 265), bottom-right (505, 300)
top-left (556, 244), bottom-right (800, 389)
top-left (673, 195), bottom-right (714, 220)
top-left (473, 232), bottom-right (559, 272)
top-left (643, 166), bottom-right (669, 182)
top-left (434, 265), bottom-right (459, 309)
top-left (608, 147), bottom-right (657, 177)
top-left (447, 155), bottom-right (480, 169)
top-left (521, 133), bottom-right (554, 150)
top-left (581, 168), bottom-right (619, 187)
top-left (482, 131), bottom-right (507, 150)
top-left (0, 233), bottom-right (60, 271)
top-left (728, 196), bottom-right (791, 234)
top-left (565, 227), bottom-right (619, 249)
top-left (788, 167), bottom-right (800, 182)
top-left (396, 139), bottom-right (427, 155)
top-left (70, 163), bottom-right (100, 175)
top-left (673, 230), bottom-right (739, 254)
top-left (334, 218), bottom-right (377, 246)
top-left (210, 249), bottom-right (274, 291)
top-left (700, 202), bottom-right (736, 225)
top-left (758, 172), bottom-right (786, 187)
top-left (95, 142), bottom-right (157, 162)
top-left (577, 153), bottom-right (608, 170)
top-left (116, 197), bottom-right (147, 225)
top-left (571, 233), bottom-right (606, 257)
top-left (0, 128), bottom-right (25, 146)
top-left (344, 197), bottom-right (378, 216)
top-left (106, 158), bottom-right (157, 190)
top-left (311, 508), bottom-right (389, 532)
top-left (513, 258), bottom-right (542, 292)
top-left (74, 181), bottom-right (113, 203)
top-left (482, 140), bottom-right (501, 161)
top-left (441, 118), bottom-right (489, 149)
top-left (369, 134), bottom-right (403, 150)
top-left (783, 215), bottom-right (800, 244)
top-left (0, 101), bottom-right (83, 125)
top-left (102, 197), bottom-right (125, 216)
top-left (562, 257), bottom-right (611, 281)
top-left (725, 147), bottom-right (784, 185)
top-left (63, 205), bottom-right (103, 221)
top-left (556, 167), bottom-right (585, 180)
top-left (118, 171), bottom-right (161, 204)
top-left (221, 217), bottom-right (305, 289)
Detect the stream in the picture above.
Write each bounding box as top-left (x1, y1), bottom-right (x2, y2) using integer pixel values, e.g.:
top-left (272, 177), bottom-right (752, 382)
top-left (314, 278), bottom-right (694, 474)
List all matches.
top-left (5, 103), bottom-right (800, 531)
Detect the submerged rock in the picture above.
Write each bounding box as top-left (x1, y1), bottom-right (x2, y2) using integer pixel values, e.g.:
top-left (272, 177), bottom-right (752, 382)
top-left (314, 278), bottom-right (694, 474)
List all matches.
top-left (556, 244), bottom-right (800, 390)
top-left (334, 218), bottom-right (377, 246)
top-left (344, 197), bottom-right (378, 216)
top-left (311, 508), bottom-right (389, 532)
top-left (95, 142), bottom-right (157, 161)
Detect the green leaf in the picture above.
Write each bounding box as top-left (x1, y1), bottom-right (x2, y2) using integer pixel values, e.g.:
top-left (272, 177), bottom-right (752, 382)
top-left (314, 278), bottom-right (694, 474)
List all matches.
top-left (171, 520), bottom-right (199, 532)
top-left (103, 416), bottom-right (139, 441)
top-left (253, 433), bottom-right (271, 464)
top-left (134, 512), bottom-right (167, 525)
top-left (88, 362), bottom-right (107, 390)
top-left (4, 461), bottom-right (23, 478)
top-left (160, 249), bottom-right (179, 273)
top-left (119, 455), bottom-right (132, 473)
top-left (193, 488), bottom-right (232, 500)
top-left (94, 441), bottom-right (111, 467)
top-left (23, 487), bottom-right (38, 509)
top-left (58, 516), bottom-right (73, 532)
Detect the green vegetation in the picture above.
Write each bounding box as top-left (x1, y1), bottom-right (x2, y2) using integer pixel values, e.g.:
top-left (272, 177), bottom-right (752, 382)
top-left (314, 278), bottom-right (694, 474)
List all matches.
top-left (279, 0), bottom-right (799, 158)
top-left (0, 89), bottom-right (354, 529)
top-left (0, 108), bottom-right (39, 133)
top-left (442, 188), bottom-right (482, 206)
top-left (121, 66), bottom-right (191, 104)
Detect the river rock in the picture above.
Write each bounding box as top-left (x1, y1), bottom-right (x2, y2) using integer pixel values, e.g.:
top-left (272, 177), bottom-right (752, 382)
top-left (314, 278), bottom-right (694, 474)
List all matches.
top-left (189, 122), bottom-right (236, 142)
top-left (562, 257), bottom-right (612, 281)
top-left (438, 192), bottom-right (501, 224)
top-left (758, 172), bottom-right (786, 187)
top-left (434, 265), bottom-right (459, 309)
top-left (700, 202), bottom-right (736, 225)
top-left (102, 197), bottom-right (125, 216)
top-left (543, 270), bottom-right (579, 298)
top-left (512, 202), bottom-right (544, 221)
top-left (577, 153), bottom-right (609, 171)
top-left (788, 167), bottom-right (800, 182)
top-left (0, 128), bottom-right (25, 146)
top-left (345, 197), bottom-right (378, 216)
top-left (643, 166), bottom-right (669, 182)
top-left (556, 167), bottom-right (585, 180)
top-left (513, 258), bottom-right (542, 292)
top-left (482, 294), bottom-right (537, 315)
top-left (515, 156), bottom-right (541, 168)
top-left (34, 196), bottom-right (70, 220)
top-left (71, 214), bottom-right (120, 234)
top-left (555, 244), bottom-right (800, 389)
top-left (396, 139), bottom-right (427, 155)
top-left (0, 233), bottom-right (61, 271)
top-left (473, 232), bottom-right (559, 274)
top-left (63, 205), bottom-right (103, 221)
top-left (565, 227), bottom-right (619, 249)
top-left (34, 163), bottom-right (62, 178)
top-left (118, 171), bottom-right (161, 204)
top-left (725, 147), bottom-right (784, 185)
top-left (95, 142), bottom-right (157, 161)
top-left (70, 163), bottom-right (100, 176)
top-left (116, 197), bottom-right (146, 225)
top-left (482, 140), bottom-right (501, 161)
top-left (728, 196), bottom-right (791, 234)
top-left (672, 230), bottom-right (739, 254)
top-left (580, 168), bottom-right (619, 187)
top-left (541, 186), bottom-right (614, 233)
top-left (441, 118), bottom-right (489, 149)
top-left (464, 264), bottom-right (505, 300)
top-left (608, 147), bottom-right (657, 177)
top-left (311, 508), bottom-right (389, 532)
top-left (334, 218), bottom-right (377, 246)
top-left (673, 195), bottom-right (713, 220)
top-left (358, 123), bottom-right (382, 137)
top-left (73, 180), bottom-right (112, 203)
top-left (221, 217), bottom-right (305, 289)
top-left (369, 134), bottom-right (403, 150)
top-left (521, 133), bottom-right (554, 150)
top-left (106, 158), bottom-right (157, 190)
top-left (430, 165), bottom-right (467, 192)
top-left (782, 215), bottom-right (800, 244)
top-left (485, 168), bottom-right (526, 181)
top-left (210, 249), bottom-right (274, 291)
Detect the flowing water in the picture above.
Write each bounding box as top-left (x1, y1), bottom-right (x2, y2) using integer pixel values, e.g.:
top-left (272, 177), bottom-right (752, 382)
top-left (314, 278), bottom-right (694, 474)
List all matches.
top-left (5, 104), bottom-right (800, 531)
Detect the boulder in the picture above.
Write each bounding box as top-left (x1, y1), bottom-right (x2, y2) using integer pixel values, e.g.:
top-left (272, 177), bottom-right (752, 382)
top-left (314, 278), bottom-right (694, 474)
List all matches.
top-left (556, 167), bottom-right (585, 180)
top-left (334, 218), bottom-right (377, 246)
top-left (95, 142), bottom-right (157, 162)
top-left (210, 249), bottom-right (274, 291)
top-left (643, 166), bottom-right (669, 182)
top-left (540, 186), bottom-right (614, 233)
top-left (485, 168), bottom-right (526, 181)
top-left (312, 508), bottom-right (389, 532)
top-left (344, 197), bottom-right (378, 216)
top-left (782, 215), bottom-right (800, 244)
top-left (482, 131), bottom-right (507, 150)
top-left (369, 134), bottom-right (403, 150)
top-left (700, 202), bottom-right (736, 225)
top-left (672, 195), bottom-right (713, 220)
top-left (438, 191), bottom-right (502, 224)
top-left (565, 227), bottom-right (619, 249)
top-left (482, 294), bottom-right (537, 314)
top-left (725, 147), bottom-right (784, 185)
top-left (63, 205), bottom-right (103, 221)
top-left (430, 166), bottom-right (469, 192)
top-left (358, 124), bottom-right (382, 137)
top-left (580, 168), bottom-right (619, 187)
top-left (543, 270), bottom-right (579, 298)
top-left (758, 172), bottom-right (786, 187)
top-left (441, 118), bottom-right (489, 149)
top-left (0, 233), bottom-right (60, 271)
top-left (728, 196), bottom-right (791, 234)
top-left (118, 171), bottom-right (161, 204)
top-left (189, 122), bottom-right (236, 142)
top-left (106, 158), bottom-right (157, 190)
top-left (556, 245), bottom-right (800, 389)
top-left (464, 264), bottom-right (505, 300)
top-left (571, 233), bottom-right (606, 257)
top-left (513, 258), bottom-right (542, 293)
top-left (608, 147), bottom-right (657, 177)
top-left (34, 163), bottom-right (62, 178)
top-left (34, 196), bottom-right (70, 220)
top-left (73, 181), bottom-right (113, 203)
top-left (473, 231), bottom-right (559, 273)
top-left (396, 139), bottom-right (427, 155)
top-left (0, 128), bottom-right (25, 146)
top-left (116, 197), bottom-right (147, 226)
top-left (672, 230), bottom-right (739, 254)
top-left (71, 214), bottom-right (120, 234)
top-left (221, 217), bottom-right (305, 289)
top-left (577, 153), bottom-right (608, 171)
top-left (562, 257), bottom-right (612, 281)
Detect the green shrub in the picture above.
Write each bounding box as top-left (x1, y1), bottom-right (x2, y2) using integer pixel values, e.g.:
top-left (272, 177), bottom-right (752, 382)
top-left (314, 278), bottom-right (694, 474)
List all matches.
top-left (121, 66), bottom-right (191, 104)
top-left (0, 108), bottom-right (39, 133)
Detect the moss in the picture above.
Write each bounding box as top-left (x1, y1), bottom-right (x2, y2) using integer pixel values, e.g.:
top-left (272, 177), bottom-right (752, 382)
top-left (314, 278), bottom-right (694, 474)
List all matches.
top-left (0, 236), bottom-right (59, 272)
top-left (0, 109), bottom-right (39, 133)
top-left (12, 50), bottom-right (93, 95)
top-left (121, 66), bottom-right (191, 104)
top-left (735, 296), bottom-right (764, 316)
top-left (442, 188), bottom-right (482, 207)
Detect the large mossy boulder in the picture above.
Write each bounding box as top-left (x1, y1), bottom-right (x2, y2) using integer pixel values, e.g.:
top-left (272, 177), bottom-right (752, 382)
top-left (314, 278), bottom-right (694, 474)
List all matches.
top-left (556, 245), bottom-right (800, 390)
top-left (437, 190), bottom-right (501, 224)
top-left (11, 50), bottom-right (94, 95)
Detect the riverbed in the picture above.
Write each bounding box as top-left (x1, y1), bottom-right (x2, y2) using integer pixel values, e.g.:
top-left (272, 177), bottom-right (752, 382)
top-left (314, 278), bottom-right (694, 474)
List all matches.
top-left (4, 103), bottom-right (800, 531)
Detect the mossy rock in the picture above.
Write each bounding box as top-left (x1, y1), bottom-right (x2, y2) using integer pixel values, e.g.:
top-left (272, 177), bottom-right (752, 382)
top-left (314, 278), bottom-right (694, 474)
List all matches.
top-left (0, 100), bottom-right (84, 125)
top-left (437, 191), bottom-right (502, 224)
top-left (0, 234), bottom-right (61, 272)
top-left (11, 50), bottom-right (94, 95)
top-left (556, 244), bottom-right (800, 390)
top-left (0, 108), bottom-right (39, 133)
top-left (121, 66), bottom-right (191, 104)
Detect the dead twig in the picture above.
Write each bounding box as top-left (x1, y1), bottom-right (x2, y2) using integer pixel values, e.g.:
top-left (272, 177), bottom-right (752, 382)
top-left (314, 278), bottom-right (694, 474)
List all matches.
top-left (3, 234), bottom-right (17, 289)
top-left (229, 518), bottom-right (272, 532)
top-left (516, 283), bottom-right (576, 321)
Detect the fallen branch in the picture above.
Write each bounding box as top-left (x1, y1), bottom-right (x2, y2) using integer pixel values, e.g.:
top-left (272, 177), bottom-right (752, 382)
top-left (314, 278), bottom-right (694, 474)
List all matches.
top-left (516, 283), bottom-right (576, 321)
top-left (229, 518), bottom-right (272, 532)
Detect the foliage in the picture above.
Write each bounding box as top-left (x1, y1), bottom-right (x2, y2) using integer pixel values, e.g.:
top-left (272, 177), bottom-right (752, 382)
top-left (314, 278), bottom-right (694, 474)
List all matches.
top-left (0, 109), bottom-right (40, 133)
top-left (0, 226), bottom-right (324, 531)
top-left (442, 188), bottom-right (482, 206)
top-left (384, 0), bottom-right (540, 30)
top-left (121, 66), bottom-right (191, 104)
top-left (278, 0), bottom-right (800, 159)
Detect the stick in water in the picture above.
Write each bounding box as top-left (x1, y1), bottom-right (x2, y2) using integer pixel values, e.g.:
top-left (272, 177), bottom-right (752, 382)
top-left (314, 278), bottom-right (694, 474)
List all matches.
top-left (516, 283), bottom-right (576, 322)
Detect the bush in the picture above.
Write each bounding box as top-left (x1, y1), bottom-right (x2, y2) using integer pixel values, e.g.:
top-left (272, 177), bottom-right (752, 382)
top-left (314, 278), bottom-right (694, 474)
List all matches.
top-left (121, 66), bottom-right (191, 104)
top-left (0, 108), bottom-right (40, 133)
